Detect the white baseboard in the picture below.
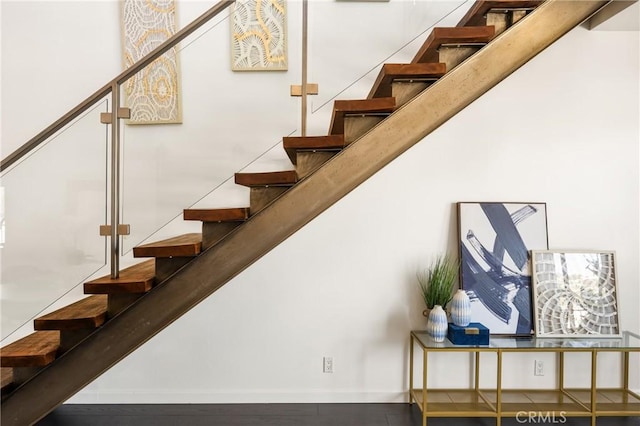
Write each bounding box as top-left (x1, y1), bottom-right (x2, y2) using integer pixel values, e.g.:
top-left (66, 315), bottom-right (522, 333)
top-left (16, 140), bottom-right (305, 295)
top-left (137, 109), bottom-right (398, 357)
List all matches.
top-left (68, 390), bottom-right (408, 404)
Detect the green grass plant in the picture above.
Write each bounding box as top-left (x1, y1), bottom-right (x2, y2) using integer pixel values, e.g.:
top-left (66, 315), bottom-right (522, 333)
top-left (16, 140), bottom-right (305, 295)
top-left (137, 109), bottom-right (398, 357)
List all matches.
top-left (417, 255), bottom-right (459, 310)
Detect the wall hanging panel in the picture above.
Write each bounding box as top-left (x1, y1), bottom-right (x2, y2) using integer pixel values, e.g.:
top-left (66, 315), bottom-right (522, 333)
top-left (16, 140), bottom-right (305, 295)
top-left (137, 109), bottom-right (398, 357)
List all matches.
top-left (121, 0), bottom-right (182, 124)
top-left (231, 0), bottom-right (288, 71)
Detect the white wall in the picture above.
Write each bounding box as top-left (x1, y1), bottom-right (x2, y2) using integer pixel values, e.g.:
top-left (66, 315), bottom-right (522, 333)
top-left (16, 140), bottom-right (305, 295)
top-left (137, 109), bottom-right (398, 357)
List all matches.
top-left (1, 1), bottom-right (639, 403)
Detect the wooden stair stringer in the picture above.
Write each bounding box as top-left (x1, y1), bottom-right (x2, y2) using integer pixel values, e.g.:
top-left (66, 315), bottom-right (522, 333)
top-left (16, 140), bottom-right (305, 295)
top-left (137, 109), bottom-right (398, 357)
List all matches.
top-left (0, 1), bottom-right (609, 424)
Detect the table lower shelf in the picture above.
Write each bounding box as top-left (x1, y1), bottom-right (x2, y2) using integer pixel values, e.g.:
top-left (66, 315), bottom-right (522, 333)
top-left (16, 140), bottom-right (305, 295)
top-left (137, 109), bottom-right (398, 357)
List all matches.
top-left (564, 388), bottom-right (640, 415)
top-left (410, 389), bottom-right (495, 417)
top-left (410, 388), bottom-right (640, 417)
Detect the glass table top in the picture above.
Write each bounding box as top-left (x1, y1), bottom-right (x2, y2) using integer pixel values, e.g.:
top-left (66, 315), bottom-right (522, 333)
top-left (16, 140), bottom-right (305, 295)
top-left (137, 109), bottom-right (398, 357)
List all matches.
top-left (411, 330), bottom-right (640, 350)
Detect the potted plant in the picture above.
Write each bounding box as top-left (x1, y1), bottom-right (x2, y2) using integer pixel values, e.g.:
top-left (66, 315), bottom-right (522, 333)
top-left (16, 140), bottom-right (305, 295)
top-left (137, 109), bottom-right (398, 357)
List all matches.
top-left (416, 254), bottom-right (459, 316)
top-left (417, 254), bottom-right (459, 341)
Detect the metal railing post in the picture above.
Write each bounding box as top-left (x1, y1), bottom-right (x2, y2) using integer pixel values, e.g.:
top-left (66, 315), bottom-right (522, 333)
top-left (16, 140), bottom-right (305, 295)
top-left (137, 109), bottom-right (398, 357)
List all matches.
top-left (301, 0), bottom-right (308, 137)
top-left (110, 83), bottom-right (121, 279)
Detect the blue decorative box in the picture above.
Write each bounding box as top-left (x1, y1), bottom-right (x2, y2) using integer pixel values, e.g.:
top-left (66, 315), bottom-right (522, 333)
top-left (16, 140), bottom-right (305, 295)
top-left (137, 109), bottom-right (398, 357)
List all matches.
top-left (447, 322), bottom-right (489, 345)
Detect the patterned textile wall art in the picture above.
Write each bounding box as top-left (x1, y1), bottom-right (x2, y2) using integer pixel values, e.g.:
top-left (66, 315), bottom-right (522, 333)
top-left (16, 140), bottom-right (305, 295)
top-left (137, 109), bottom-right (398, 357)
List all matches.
top-left (121, 0), bottom-right (182, 124)
top-left (231, 0), bottom-right (288, 71)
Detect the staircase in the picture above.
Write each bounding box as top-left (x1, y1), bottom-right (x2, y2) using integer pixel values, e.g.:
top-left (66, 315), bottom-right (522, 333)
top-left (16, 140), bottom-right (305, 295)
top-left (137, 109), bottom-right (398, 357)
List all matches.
top-left (0, 1), bottom-right (609, 424)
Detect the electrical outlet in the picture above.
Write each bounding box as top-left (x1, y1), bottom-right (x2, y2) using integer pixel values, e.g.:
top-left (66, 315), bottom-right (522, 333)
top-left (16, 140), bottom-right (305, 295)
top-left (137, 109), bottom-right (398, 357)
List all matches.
top-left (323, 356), bottom-right (333, 373)
top-left (534, 360), bottom-right (544, 376)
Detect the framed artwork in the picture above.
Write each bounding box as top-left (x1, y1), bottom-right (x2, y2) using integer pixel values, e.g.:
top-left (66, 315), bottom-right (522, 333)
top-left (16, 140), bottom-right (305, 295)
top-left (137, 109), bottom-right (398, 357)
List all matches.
top-left (532, 250), bottom-right (620, 338)
top-left (121, 0), bottom-right (182, 124)
top-left (231, 0), bottom-right (288, 71)
top-left (458, 202), bottom-right (548, 337)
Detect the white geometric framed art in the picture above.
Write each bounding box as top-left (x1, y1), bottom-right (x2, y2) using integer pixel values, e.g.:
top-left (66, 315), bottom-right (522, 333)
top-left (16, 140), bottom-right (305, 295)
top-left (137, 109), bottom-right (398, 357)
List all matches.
top-left (532, 250), bottom-right (620, 338)
top-left (121, 0), bottom-right (182, 124)
top-left (231, 0), bottom-right (288, 71)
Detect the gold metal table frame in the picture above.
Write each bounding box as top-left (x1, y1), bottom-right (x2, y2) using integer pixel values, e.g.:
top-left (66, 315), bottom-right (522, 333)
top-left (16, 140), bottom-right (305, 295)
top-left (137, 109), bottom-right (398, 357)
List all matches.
top-left (409, 330), bottom-right (640, 426)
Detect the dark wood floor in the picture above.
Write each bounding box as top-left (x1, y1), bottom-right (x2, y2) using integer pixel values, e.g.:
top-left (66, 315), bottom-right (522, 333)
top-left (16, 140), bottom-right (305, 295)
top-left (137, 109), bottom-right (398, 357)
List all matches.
top-left (37, 404), bottom-right (640, 425)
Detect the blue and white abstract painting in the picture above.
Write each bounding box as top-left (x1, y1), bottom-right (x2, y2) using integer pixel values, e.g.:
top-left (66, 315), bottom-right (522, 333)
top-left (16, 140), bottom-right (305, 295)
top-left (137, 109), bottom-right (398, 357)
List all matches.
top-left (458, 202), bottom-right (548, 336)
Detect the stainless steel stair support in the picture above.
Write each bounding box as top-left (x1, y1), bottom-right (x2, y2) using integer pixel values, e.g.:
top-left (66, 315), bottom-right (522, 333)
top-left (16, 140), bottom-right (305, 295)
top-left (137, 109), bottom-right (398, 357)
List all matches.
top-left (110, 82), bottom-right (121, 279)
top-left (301, 0), bottom-right (309, 136)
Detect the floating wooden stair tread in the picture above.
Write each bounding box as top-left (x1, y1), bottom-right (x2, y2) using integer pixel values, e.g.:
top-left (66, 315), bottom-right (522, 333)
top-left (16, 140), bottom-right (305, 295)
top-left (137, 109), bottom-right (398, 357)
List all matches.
top-left (1, 368), bottom-right (13, 394)
top-left (283, 135), bottom-right (346, 164)
top-left (368, 63), bottom-right (447, 99)
top-left (183, 207), bottom-right (250, 222)
top-left (84, 260), bottom-right (156, 294)
top-left (133, 233), bottom-right (202, 258)
top-left (412, 26), bottom-right (495, 64)
top-left (457, 1), bottom-right (543, 27)
top-left (235, 170), bottom-right (298, 187)
top-left (329, 97), bottom-right (396, 136)
top-left (33, 296), bottom-right (108, 331)
top-left (0, 331), bottom-right (59, 368)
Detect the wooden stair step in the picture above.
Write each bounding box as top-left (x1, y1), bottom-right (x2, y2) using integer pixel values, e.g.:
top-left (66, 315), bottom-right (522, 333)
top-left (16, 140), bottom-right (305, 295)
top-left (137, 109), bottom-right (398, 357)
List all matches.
top-left (235, 170), bottom-right (298, 187)
top-left (236, 171), bottom-right (299, 214)
top-left (34, 296), bottom-right (108, 331)
top-left (0, 331), bottom-right (60, 368)
top-left (368, 63), bottom-right (447, 99)
top-left (283, 135), bottom-right (346, 164)
top-left (183, 207), bottom-right (250, 222)
top-left (457, 1), bottom-right (543, 27)
top-left (183, 208), bottom-right (250, 250)
top-left (412, 26), bottom-right (495, 64)
top-left (329, 97), bottom-right (396, 136)
top-left (133, 233), bottom-right (202, 258)
top-left (84, 260), bottom-right (156, 294)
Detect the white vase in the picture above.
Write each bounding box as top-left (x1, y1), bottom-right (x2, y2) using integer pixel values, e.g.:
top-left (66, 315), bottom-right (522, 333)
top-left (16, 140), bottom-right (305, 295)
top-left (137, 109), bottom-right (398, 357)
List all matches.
top-left (450, 289), bottom-right (472, 327)
top-left (427, 305), bottom-right (448, 343)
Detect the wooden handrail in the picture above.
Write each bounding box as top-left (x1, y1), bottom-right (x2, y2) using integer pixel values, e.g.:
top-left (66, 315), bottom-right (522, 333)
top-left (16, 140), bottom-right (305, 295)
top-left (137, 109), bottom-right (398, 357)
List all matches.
top-left (0, 0), bottom-right (235, 172)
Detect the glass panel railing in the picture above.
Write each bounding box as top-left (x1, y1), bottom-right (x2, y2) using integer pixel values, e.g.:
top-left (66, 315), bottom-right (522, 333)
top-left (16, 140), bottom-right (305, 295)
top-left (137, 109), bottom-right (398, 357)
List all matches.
top-left (119, 0), bottom-right (469, 250)
top-left (0, 0), bottom-right (468, 341)
top-left (121, 2), bottom-right (300, 251)
top-left (306, 0), bottom-right (468, 134)
top-left (0, 99), bottom-right (109, 341)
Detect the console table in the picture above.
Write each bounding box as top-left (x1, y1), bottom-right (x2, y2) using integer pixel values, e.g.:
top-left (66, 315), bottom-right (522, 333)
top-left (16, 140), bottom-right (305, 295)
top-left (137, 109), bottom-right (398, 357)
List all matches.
top-left (409, 330), bottom-right (640, 426)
